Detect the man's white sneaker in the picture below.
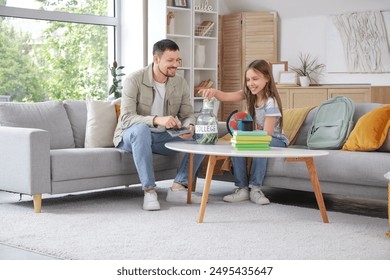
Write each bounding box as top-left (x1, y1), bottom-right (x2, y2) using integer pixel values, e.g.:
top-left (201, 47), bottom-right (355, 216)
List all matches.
top-left (250, 188), bottom-right (270, 205)
top-left (223, 187), bottom-right (249, 202)
top-left (166, 187), bottom-right (202, 204)
top-left (143, 191), bottom-right (160, 211)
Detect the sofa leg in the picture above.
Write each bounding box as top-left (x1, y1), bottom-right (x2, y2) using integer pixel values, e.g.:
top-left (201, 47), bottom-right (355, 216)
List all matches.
top-left (33, 194), bottom-right (42, 213)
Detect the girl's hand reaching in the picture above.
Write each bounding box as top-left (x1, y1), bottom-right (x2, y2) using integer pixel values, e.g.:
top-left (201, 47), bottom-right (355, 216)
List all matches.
top-left (199, 88), bottom-right (245, 103)
top-left (200, 88), bottom-right (217, 100)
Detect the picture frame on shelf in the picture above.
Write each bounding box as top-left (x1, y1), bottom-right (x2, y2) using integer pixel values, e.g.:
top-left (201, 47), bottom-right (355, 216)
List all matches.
top-left (279, 71), bottom-right (298, 85)
top-left (173, 0), bottom-right (187, 8)
top-left (270, 61), bottom-right (288, 84)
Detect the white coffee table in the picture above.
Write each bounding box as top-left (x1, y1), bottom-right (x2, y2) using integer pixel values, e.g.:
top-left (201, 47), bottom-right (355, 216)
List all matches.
top-left (165, 141), bottom-right (329, 223)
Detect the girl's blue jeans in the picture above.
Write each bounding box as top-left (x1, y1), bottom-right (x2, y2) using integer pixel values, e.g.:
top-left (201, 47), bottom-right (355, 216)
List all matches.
top-left (231, 137), bottom-right (287, 188)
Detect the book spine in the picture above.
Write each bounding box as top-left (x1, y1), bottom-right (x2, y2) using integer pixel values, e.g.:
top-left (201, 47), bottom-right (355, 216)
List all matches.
top-left (233, 130), bottom-right (268, 136)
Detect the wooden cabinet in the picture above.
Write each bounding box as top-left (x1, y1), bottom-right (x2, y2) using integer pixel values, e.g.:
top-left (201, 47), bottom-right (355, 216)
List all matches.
top-left (371, 86), bottom-right (390, 104)
top-left (328, 88), bottom-right (371, 103)
top-left (220, 12), bottom-right (278, 120)
top-left (290, 88), bottom-right (328, 108)
top-left (276, 87), bottom-right (290, 109)
top-left (277, 85), bottom-right (372, 109)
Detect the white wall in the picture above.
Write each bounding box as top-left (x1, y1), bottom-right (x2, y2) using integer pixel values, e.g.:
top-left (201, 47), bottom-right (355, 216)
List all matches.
top-left (121, 1), bottom-right (390, 86)
top-left (280, 16), bottom-right (390, 86)
top-left (120, 0), bottom-right (145, 75)
top-left (219, 0), bottom-right (390, 86)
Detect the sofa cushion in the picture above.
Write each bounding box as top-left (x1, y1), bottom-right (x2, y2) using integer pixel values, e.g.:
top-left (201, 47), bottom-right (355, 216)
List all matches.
top-left (343, 105), bottom-right (390, 151)
top-left (284, 106), bottom-right (315, 145)
top-left (50, 148), bottom-right (179, 182)
top-left (85, 100), bottom-right (118, 148)
top-left (266, 149), bottom-right (388, 188)
top-left (293, 109), bottom-right (317, 146)
top-left (0, 101), bottom-right (75, 149)
top-left (63, 100), bottom-right (87, 148)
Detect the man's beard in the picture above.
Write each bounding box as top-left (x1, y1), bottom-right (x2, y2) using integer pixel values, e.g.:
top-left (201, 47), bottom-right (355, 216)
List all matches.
top-left (158, 65), bottom-right (176, 77)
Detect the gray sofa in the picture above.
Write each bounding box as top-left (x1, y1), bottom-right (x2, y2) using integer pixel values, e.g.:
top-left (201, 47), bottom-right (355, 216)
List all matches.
top-left (0, 100), bottom-right (180, 212)
top-left (1, 100), bottom-right (388, 213)
top-left (214, 103), bottom-right (390, 202)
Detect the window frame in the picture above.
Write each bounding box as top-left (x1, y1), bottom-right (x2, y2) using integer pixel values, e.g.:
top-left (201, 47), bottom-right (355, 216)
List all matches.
top-left (0, 0), bottom-right (122, 79)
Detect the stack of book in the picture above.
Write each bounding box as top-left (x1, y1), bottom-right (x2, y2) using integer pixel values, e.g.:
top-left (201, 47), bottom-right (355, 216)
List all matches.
top-left (194, 79), bottom-right (214, 96)
top-left (231, 130), bottom-right (272, 150)
top-left (195, 20), bottom-right (215, 36)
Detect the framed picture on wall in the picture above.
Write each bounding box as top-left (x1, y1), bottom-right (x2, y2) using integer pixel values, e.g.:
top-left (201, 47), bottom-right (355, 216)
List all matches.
top-left (269, 61), bottom-right (288, 83)
top-left (174, 0), bottom-right (187, 7)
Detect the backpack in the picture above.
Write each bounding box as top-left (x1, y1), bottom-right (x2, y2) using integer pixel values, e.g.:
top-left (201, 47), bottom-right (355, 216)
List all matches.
top-left (307, 96), bottom-right (355, 149)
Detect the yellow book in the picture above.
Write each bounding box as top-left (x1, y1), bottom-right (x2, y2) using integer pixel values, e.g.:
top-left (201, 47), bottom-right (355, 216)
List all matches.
top-left (231, 139), bottom-right (270, 144)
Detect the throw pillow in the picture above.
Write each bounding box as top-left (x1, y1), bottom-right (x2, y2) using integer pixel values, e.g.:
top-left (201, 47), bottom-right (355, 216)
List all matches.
top-left (115, 104), bottom-right (121, 120)
top-left (63, 100), bottom-right (87, 148)
top-left (342, 105), bottom-right (390, 151)
top-left (0, 101), bottom-right (75, 149)
top-left (85, 100), bottom-right (117, 148)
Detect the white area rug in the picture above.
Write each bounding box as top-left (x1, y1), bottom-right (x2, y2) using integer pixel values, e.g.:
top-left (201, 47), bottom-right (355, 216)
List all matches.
top-left (0, 179), bottom-right (389, 260)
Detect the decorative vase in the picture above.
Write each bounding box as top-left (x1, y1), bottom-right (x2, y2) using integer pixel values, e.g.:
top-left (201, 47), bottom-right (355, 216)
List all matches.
top-left (167, 17), bottom-right (175, 34)
top-left (195, 45), bottom-right (206, 68)
top-left (299, 76), bottom-right (310, 87)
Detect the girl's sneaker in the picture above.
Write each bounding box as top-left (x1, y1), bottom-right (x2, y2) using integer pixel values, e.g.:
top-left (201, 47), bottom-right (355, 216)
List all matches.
top-left (223, 187), bottom-right (249, 202)
top-left (250, 188), bottom-right (270, 205)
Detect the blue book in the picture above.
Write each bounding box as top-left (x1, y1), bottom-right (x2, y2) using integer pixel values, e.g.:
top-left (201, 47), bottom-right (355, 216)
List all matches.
top-left (232, 130), bottom-right (268, 136)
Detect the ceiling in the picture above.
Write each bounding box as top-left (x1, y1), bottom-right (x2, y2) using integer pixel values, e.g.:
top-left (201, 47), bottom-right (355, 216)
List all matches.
top-left (220, 0), bottom-right (390, 18)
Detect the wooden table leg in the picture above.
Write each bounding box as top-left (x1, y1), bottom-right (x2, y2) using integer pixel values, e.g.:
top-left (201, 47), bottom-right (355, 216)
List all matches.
top-left (287, 157), bottom-right (329, 223)
top-left (187, 153), bottom-right (194, 204)
top-left (198, 155), bottom-right (217, 223)
top-left (304, 157), bottom-right (329, 223)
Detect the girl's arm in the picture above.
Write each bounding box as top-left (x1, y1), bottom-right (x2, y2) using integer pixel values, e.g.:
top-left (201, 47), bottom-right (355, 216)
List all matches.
top-left (200, 88), bottom-right (245, 102)
top-left (263, 116), bottom-right (277, 136)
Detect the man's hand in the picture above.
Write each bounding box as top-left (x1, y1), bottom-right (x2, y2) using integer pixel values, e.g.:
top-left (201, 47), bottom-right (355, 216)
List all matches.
top-left (153, 116), bottom-right (182, 129)
top-left (179, 124), bottom-right (194, 140)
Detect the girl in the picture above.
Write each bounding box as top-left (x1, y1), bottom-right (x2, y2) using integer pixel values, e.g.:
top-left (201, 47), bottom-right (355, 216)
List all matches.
top-left (202, 59), bottom-right (289, 204)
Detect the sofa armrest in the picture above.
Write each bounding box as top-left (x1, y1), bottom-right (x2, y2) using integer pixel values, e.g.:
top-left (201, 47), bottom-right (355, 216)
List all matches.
top-left (0, 127), bottom-right (51, 195)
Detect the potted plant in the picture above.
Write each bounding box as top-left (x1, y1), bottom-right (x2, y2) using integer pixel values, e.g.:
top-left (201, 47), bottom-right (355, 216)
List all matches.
top-left (290, 53), bottom-right (325, 87)
top-left (109, 61), bottom-right (125, 99)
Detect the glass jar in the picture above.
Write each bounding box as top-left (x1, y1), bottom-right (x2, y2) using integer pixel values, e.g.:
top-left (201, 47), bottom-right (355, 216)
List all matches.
top-left (195, 98), bottom-right (218, 144)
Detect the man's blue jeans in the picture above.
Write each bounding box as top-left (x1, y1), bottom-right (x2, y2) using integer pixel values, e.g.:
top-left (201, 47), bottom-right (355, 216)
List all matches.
top-left (117, 124), bottom-right (204, 190)
top-left (231, 137), bottom-right (287, 188)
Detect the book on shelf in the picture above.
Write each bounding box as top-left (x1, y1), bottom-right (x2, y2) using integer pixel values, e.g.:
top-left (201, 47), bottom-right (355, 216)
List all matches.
top-left (194, 79), bottom-right (214, 96)
top-left (196, 20), bottom-right (214, 36)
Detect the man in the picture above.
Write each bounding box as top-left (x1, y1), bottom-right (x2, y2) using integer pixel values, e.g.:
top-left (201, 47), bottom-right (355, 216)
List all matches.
top-left (114, 39), bottom-right (203, 211)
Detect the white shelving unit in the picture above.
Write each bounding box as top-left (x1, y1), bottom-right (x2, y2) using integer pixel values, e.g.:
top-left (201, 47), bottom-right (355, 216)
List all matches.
top-left (148, 0), bottom-right (219, 116)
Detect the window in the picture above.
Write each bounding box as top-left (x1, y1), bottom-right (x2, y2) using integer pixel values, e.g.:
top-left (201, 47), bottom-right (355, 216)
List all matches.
top-left (0, 0), bottom-right (119, 101)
